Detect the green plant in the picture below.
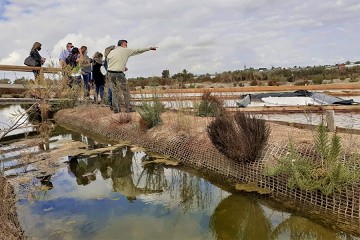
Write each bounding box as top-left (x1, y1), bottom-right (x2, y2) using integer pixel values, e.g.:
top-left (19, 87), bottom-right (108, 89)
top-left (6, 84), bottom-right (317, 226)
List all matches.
top-left (349, 78), bottom-right (359, 82)
top-left (266, 123), bottom-right (360, 196)
top-left (138, 96), bottom-right (165, 129)
top-left (207, 112), bottom-right (270, 163)
top-left (312, 75), bottom-right (324, 84)
top-left (196, 92), bottom-right (224, 117)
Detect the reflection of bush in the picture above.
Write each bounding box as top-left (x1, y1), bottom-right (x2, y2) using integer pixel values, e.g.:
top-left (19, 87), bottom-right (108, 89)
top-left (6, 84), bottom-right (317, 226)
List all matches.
top-left (271, 215), bottom-right (339, 239)
top-left (207, 112), bottom-right (270, 163)
top-left (210, 194), bottom-right (272, 240)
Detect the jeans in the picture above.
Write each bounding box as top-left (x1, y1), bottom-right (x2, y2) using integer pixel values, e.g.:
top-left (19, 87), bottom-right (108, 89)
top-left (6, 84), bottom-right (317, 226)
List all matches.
top-left (94, 84), bottom-right (104, 103)
top-left (108, 72), bottom-right (132, 112)
top-left (82, 72), bottom-right (91, 96)
top-left (108, 87), bottom-right (112, 106)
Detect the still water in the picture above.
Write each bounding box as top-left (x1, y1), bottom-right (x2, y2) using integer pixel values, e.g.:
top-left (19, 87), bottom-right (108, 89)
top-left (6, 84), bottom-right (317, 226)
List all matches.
top-left (1, 104), bottom-right (359, 239)
top-left (11, 130), bottom-right (358, 239)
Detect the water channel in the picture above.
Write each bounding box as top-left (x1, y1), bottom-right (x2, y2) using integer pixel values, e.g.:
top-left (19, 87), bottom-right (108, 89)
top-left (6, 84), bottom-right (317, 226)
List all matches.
top-left (1, 104), bottom-right (360, 239)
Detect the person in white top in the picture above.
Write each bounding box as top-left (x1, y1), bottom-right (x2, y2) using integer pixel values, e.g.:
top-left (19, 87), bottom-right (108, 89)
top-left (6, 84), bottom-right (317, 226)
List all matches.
top-left (107, 39), bottom-right (157, 113)
top-left (59, 42), bottom-right (73, 68)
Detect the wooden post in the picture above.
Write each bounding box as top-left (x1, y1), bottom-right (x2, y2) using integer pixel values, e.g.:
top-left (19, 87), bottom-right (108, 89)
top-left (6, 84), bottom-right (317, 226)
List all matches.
top-left (325, 110), bottom-right (335, 132)
top-left (39, 67), bottom-right (44, 82)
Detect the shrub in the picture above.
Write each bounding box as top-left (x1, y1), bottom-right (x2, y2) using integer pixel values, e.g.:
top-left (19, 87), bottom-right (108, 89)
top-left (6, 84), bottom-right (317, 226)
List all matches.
top-left (250, 80), bottom-right (258, 86)
top-left (349, 78), bottom-right (359, 82)
top-left (138, 96), bottom-right (165, 129)
top-left (294, 80), bottom-right (310, 86)
top-left (196, 92), bottom-right (224, 117)
top-left (312, 75), bottom-right (324, 84)
top-left (207, 112), bottom-right (270, 163)
top-left (266, 123), bottom-right (360, 196)
top-left (112, 112), bottom-right (132, 125)
top-left (267, 80), bottom-right (278, 86)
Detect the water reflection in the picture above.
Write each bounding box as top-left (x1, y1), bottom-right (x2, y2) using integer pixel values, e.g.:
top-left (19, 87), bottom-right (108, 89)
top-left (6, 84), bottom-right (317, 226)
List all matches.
top-left (209, 194), bottom-right (354, 240)
top-left (210, 194), bottom-right (272, 240)
top-left (13, 132), bottom-right (360, 239)
top-left (68, 147), bottom-right (164, 201)
top-left (271, 215), bottom-right (340, 240)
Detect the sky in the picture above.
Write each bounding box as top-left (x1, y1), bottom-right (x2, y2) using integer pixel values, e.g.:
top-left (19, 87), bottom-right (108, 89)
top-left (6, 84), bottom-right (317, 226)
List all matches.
top-left (0, 0), bottom-right (359, 79)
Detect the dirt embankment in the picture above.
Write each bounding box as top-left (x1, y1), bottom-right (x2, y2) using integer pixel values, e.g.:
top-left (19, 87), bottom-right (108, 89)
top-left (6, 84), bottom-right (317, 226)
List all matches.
top-left (0, 176), bottom-right (26, 240)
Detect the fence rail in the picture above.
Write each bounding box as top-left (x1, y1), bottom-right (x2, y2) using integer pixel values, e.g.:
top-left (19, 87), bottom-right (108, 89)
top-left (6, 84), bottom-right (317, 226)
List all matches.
top-left (0, 64), bottom-right (62, 83)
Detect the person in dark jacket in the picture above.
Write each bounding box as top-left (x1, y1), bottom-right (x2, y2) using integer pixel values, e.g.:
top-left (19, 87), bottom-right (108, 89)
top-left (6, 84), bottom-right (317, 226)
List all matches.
top-left (92, 52), bottom-right (105, 104)
top-left (65, 47), bottom-right (81, 87)
top-left (29, 42), bottom-right (45, 79)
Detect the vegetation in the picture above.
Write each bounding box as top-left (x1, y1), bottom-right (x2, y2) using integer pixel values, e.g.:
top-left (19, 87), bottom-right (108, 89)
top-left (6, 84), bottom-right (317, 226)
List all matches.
top-left (124, 65), bottom-right (360, 89)
top-left (266, 123), bottom-right (360, 196)
top-left (138, 95), bottom-right (165, 130)
top-left (207, 112), bottom-right (270, 163)
top-left (195, 92), bottom-right (224, 117)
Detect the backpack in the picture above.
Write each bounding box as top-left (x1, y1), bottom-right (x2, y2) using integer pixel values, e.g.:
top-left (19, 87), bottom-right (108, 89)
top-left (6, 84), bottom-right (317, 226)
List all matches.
top-left (104, 45), bottom-right (115, 70)
top-left (65, 54), bottom-right (77, 69)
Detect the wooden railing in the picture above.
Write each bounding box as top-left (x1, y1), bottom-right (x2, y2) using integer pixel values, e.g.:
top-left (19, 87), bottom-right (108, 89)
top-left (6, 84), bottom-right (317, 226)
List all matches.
top-left (0, 64), bottom-right (62, 80)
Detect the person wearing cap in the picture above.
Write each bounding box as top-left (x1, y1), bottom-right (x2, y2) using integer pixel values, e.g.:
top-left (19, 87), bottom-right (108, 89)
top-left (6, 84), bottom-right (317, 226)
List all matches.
top-left (107, 39), bottom-right (157, 113)
top-left (59, 42), bottom-right (74, 68)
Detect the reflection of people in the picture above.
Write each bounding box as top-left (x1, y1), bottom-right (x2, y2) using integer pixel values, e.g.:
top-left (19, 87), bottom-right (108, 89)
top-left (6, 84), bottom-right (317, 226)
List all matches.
top-left (111, 147), bottom-right (162, 201)
top-left (107, 39), bottom-right (157, 113)
top-left (68, 156), bottom-right (97, 186)
top-left (29, 42), bottom-right (46, 79)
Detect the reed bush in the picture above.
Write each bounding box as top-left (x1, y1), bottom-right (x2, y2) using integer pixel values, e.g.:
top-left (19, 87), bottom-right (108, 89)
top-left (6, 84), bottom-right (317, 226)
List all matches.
top-left (207, 112), bottom-right (270, 163)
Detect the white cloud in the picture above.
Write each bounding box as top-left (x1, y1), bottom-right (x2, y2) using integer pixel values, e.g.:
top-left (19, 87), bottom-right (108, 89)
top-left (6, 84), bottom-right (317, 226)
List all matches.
top-left (0, 51), bottom-right (22, 65)
top-left (0, 0), bottom-right (360, 79)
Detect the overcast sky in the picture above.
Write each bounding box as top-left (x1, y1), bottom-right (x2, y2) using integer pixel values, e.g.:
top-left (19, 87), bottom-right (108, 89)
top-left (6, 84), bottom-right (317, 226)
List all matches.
top-left (0, 0), bottom-right (359, 79)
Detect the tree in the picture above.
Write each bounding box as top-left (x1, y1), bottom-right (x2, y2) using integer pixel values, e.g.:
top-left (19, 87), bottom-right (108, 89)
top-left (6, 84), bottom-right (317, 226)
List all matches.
top-left (161, 69), bottom-right (170, 78)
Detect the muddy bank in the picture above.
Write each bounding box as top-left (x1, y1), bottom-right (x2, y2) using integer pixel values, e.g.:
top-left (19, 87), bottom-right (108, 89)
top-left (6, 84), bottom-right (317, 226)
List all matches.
top-left (0, 176), bottom-right (26, 240)
top-left (54, 105), bottom-right (360, 235)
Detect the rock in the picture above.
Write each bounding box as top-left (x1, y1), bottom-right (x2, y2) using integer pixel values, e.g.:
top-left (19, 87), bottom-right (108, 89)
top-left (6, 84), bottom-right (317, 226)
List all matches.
top-left (235, 182), bottom-right (272, 195)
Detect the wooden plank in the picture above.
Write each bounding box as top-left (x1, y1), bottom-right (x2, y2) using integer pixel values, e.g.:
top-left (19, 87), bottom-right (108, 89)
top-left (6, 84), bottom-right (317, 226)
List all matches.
top-left (0, 64), bottom-right (61, 74)
top-left (0, 98), bottom-right (71, 104)
top-left (0, 84), bottom-right (25, 89)
top-left (131, 83), bottom-right (360, 94)
top-left (227, 104), bottom-right (360, 113)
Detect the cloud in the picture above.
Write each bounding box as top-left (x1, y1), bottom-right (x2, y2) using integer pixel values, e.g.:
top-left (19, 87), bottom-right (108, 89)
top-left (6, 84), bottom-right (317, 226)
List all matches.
top-left (0, 0), bottom-right (360, 79)
top-left (0, 51), bottom-right (22, 65)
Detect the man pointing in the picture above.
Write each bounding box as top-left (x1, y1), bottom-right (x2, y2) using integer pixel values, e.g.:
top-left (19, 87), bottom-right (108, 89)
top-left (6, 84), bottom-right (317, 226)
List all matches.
top-left (107, 39), bottom-right (157, 113)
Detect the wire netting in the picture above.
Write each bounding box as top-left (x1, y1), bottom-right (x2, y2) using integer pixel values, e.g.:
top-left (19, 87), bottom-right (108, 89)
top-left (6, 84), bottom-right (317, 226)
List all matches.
top-left (54, 107), bottom-right (360, 235)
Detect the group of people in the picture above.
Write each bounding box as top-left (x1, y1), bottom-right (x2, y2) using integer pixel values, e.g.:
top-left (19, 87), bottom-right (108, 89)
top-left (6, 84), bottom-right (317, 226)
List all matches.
top-left (57, 40), bottom-right (157, 113)
top-left (27, 39), bottom-right (157, 113)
